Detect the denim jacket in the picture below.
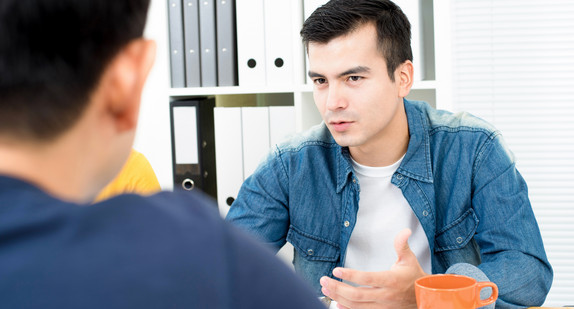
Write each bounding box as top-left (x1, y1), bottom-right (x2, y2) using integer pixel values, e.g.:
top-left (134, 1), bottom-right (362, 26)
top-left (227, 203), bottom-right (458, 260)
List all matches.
top-left (226, 100), bottom-right (552, 308)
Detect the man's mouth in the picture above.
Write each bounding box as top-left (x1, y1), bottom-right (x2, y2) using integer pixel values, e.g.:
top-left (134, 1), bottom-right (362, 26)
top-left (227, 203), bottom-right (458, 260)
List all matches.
top-left (329, 121), bottom-right (353, 132)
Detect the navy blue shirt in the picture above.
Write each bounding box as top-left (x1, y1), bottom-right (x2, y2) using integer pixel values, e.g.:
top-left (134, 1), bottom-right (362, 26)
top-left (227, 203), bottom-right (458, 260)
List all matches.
top-left (0, 175), bottom-right (324, 309)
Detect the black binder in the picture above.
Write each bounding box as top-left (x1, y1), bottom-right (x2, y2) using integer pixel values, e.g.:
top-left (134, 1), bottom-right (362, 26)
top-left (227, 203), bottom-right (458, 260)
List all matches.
top-left (169, 98), bottom-right (217, 200)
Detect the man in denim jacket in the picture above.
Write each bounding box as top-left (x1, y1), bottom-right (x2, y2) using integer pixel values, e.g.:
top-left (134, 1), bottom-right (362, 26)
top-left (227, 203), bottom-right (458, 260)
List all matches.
top-left (227, 0), bottom-right (552, 308)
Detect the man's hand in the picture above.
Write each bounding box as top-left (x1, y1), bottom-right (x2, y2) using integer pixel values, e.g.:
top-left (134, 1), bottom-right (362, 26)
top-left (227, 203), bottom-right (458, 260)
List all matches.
top-left (319, 229), bottom-right (428, 309)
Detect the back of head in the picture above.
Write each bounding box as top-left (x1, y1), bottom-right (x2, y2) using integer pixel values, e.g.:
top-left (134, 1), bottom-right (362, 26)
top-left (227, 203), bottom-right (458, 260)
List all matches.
top-left (0, 0), bottom-right (150, 142)
top-left (300, 0), bottom-right (412, 81)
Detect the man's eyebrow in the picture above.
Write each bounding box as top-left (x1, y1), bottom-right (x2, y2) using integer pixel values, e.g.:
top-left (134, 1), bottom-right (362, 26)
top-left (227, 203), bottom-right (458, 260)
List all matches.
top-left (308, 71), bottom-right (324, 79)
top-left (308, 66), bottom-right (371, 79)
top-left (339, 66), bottom-right (370, 77)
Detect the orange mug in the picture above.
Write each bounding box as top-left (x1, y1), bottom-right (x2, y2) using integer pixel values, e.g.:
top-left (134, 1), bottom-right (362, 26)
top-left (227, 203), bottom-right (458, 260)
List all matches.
top-left (415, 274), bottom-right (498, 309)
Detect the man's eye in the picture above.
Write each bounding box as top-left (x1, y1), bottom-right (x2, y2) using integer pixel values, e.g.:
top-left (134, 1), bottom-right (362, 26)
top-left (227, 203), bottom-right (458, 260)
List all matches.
top-left (348, 76), bottom-right (362, 82)
top-left (313, 78), bottom-right (327, 85)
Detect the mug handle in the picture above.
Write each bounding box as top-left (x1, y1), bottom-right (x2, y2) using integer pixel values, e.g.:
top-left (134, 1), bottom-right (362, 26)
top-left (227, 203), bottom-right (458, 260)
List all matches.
top-left (475, 281), bottom-right (499, 307)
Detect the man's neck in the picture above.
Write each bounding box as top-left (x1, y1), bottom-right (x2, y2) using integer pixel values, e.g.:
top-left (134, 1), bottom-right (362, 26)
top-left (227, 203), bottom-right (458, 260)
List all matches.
top-left (349, 139), bottom-right (408, 167)
top-left (0, 120), bottom-right (120, 203)
top-left (0, 140), bottom-right (92, 203)
top-left (349, 102), bottom-right (410, 167)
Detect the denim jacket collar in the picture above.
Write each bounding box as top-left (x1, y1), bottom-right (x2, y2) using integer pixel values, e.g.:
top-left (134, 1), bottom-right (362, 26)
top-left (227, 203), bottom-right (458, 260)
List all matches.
top-left (336, 147), bottom-right (354, 193)
top-left (398, 99), bottom-right (434, 183)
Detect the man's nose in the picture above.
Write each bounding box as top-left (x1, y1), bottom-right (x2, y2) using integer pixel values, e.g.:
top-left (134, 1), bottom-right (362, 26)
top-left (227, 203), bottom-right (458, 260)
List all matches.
top-left (325, 84), bottom-right (348, 111)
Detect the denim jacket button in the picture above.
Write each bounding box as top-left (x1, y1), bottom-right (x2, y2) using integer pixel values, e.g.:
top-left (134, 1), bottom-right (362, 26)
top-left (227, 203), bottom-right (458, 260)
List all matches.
top-left (344, 220), bottom-right (350, 228)
top-left (422, 210), bottom-right (429, 217)
top-left (307, 249), bottom-right (314, 256)
top-left (456, 237), bottom-right (463, 244)
top-left (396, 174), bottom-right (403, 180)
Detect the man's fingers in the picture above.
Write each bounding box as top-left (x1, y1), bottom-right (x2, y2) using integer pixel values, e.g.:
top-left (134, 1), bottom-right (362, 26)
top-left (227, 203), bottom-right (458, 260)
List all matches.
top-left (320, 277), bottom-right (391, 309)
top-left (320, 276), bottom-right (381, 302)
top-left (394, 228), bottom-right (414, 265)
top-left (331, 267), bottom-right (384, 287)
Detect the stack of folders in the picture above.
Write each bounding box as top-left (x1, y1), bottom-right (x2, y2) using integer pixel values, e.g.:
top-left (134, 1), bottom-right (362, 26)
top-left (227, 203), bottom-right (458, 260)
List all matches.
top-left (213, 106), bottom-right (295, 217)
top-left (167, 0), bottom-right (237, 88)
top-left (168, 0), bottom-right (305, 88)
top-left (169, 101), bottom-right (296, 214)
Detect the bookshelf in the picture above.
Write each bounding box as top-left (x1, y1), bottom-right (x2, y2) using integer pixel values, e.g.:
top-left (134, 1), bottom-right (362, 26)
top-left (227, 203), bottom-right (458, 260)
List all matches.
top-left (136, 0), bottom-right (445, 191)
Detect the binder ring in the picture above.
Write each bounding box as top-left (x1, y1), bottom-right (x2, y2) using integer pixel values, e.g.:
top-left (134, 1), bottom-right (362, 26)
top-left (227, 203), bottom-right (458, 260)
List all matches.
top-left (182, 178), bottom-right (195, 191)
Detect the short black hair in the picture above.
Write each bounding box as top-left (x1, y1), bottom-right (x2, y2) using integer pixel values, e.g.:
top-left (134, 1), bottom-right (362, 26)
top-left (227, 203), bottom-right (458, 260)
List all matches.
top-left (0, 0), bottom-right (150, 141)
top-left (300, 0), bottom-right (412, 81)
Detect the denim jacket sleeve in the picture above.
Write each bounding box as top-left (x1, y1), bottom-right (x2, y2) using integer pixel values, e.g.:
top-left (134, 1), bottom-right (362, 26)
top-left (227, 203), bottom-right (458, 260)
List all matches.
top-left (467, 133), bottom-right (553, 308)
top-left (225, 148), bottom-right (290, 251)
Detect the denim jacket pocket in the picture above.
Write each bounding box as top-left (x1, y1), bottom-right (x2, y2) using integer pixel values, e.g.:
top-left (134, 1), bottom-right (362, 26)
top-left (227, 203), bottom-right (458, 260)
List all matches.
top-left (287, 225), bottom-right (340, 262)
top-left (434, 208), bottom-right (479, 252)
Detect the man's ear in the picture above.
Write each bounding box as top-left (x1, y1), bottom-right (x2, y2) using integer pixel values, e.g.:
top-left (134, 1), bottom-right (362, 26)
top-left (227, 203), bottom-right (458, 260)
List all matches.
top-left (100, 39), bottom-right (156, 133)
top-left (396, 60), bottom-right (414, 98)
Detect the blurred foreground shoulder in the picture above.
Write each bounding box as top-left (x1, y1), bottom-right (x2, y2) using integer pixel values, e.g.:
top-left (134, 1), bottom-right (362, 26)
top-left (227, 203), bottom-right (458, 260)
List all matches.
top-left (116, 191), bottom-right (326, 309)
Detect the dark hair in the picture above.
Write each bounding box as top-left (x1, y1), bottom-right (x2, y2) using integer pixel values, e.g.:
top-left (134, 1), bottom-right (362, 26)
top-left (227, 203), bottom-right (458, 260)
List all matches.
top-left (0, 0), bottom-right (150, 141)
top-left (301, 0), bottom-right (412, 81)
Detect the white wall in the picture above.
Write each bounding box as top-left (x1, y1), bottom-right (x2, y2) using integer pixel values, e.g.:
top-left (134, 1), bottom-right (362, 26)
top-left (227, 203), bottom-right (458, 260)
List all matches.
top-left (447, 1), bottom-right (574, 306)
top-left (134, 0), bottom-right (174, 190)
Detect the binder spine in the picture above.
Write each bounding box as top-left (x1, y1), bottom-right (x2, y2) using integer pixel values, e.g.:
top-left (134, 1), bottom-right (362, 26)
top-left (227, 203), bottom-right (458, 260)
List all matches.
top-left (167, 0), bottom-right (186, 88)
top-left (216, 0), bottom-right (238, 86)
top-left (182, 0), bottom-right (202, 87)
top-left (198, 0), bottom-right (217, 87)
top-left (197, 98), bottom-right (217, 198)
top-left (170, 98), bottom-right (217, 201)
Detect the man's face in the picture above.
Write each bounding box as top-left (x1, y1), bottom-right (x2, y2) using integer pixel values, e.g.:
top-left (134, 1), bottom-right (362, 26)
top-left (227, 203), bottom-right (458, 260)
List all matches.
top-left (308, 23), bottom-right (406, 153)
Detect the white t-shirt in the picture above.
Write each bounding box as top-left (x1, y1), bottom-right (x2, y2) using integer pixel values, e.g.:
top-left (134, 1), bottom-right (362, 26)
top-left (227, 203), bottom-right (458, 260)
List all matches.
top-left (344, 156), bottom-right (432, 283)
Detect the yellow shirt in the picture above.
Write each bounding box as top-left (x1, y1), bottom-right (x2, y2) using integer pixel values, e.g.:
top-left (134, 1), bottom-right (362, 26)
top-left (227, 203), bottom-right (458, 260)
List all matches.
top-left (94, 150), bottom-right (161, 202)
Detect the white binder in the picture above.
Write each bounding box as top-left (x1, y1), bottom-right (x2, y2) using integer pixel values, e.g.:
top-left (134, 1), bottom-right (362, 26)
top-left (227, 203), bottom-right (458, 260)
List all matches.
top-left (236, 0), bottom-right (266, 86)
top-left (269, 106), bottom-right (296, 147)
top-left (263, 0), bottom-right (294, 86)
top-left (393, 0), bottom-right (423, 81)
top-left (214, 107), bottom-right (244, 217)
top-left (241, 107), bottom-right (270, 179)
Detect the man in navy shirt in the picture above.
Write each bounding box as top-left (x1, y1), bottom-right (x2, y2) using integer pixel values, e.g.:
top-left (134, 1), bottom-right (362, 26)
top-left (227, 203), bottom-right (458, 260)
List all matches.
top-left (0, 0), bottom-right (324, 308)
